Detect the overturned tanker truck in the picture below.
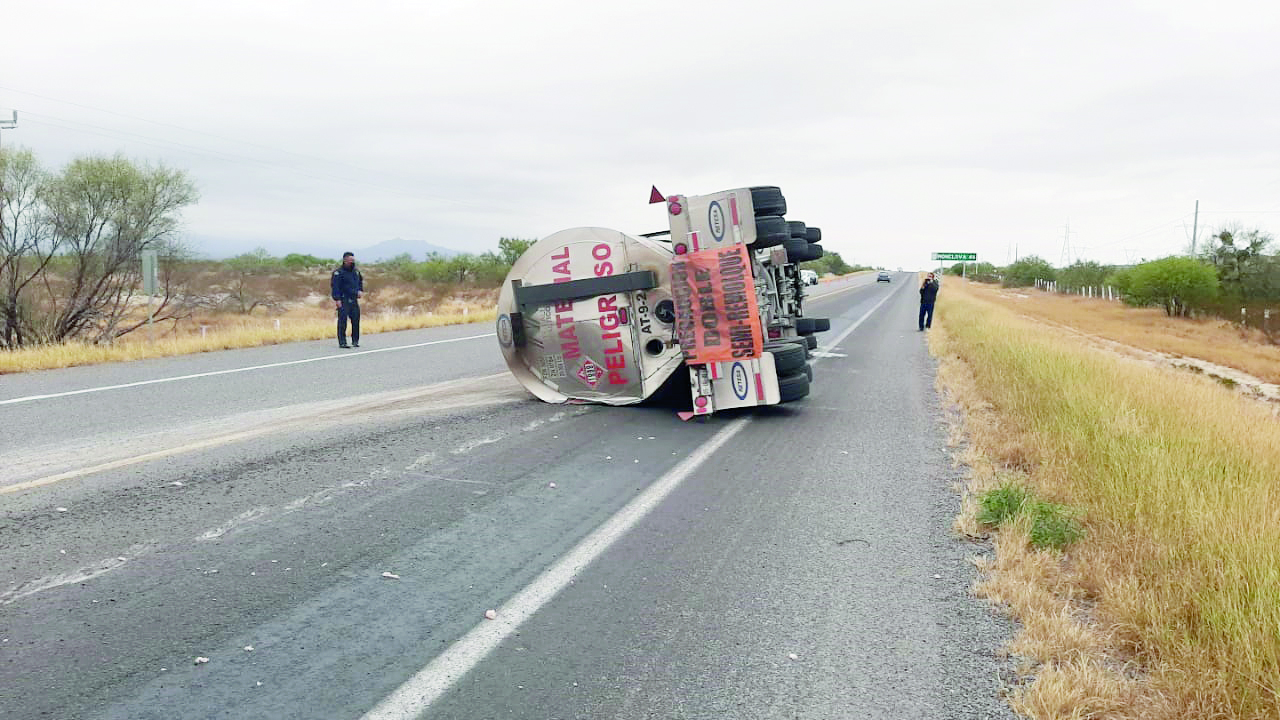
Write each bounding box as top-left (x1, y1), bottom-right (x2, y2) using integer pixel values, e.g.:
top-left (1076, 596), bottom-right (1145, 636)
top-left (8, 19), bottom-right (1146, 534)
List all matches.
top-left (495, 185), bottom-right (831, 418)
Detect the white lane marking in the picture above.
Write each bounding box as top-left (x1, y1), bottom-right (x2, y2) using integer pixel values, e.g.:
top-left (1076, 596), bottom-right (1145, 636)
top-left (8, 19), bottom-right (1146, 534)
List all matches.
top-left (360, 417), bottom-right (753, 720)
top-left (0, 332), bottom-right (497, 406)
top-left (361, 277), bottom-right (902, 720)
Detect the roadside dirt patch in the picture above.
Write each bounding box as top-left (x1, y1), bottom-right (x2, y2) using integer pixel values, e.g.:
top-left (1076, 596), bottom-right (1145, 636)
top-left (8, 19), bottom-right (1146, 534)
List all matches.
top-left (1020, 314), bottom-right (1280, 410)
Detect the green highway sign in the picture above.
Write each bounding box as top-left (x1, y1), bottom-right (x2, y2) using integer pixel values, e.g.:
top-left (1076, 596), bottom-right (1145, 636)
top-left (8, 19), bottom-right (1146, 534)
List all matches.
top-left (932, 252), bottom-right (977, 261)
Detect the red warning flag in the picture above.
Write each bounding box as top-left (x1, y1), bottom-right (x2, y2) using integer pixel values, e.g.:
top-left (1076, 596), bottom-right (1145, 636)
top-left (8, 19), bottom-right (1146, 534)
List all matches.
top-left (648, 185), bottom-right (664, 204)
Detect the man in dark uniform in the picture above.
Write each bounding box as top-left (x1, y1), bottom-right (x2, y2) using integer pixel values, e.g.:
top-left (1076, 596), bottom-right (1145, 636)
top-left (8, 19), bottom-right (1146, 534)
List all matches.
top-left (919, 272), bottom-right (939, 331)
top-left (331, 252), bottom-right (363, 348)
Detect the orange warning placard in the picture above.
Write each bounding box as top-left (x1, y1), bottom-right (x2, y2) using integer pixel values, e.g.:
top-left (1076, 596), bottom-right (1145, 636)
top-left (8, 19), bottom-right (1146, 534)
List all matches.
top-left (670, 244), bottom-right (763, 365)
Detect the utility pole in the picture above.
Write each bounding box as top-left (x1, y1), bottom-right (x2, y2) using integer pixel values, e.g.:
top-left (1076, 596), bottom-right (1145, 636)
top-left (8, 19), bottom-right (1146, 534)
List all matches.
top-left (1060, 220), bottom-right (1075, 268)
top-left (0, 111), bottom-right (17, 150)
top-left (1191, 200), bottom-right (1199, 254)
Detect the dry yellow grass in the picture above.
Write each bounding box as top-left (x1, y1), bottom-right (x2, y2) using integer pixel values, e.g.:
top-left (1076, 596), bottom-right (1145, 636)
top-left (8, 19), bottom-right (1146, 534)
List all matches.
top-left (0, 299), bottom-right (497, 374)
top-left (966, 280), bottom-right (1280, 384)
top-left (932, 282), bottom-right (1280, 719)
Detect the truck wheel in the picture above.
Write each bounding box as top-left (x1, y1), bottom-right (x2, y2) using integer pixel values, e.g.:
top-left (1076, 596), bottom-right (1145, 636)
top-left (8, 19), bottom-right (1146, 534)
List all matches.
top-left (783, 243), bottom-right (814, 263)
top-left (796, 317), bottom-right (830, 334)
top-left (764, 342), bottom-right (806, 375)
top-left (806, 243), bottom-right (825, 260)
top-left (778, 372), bottom-right (810, 403)
top-left (782, 337), bottom-right (811, 359)
top-left (805, 334), bottom-right (818, 350)
top-left (787, 220), bottom-right (807, 238)
top-left (805, 227), bottom-right (822, 243)
top-left (754, 216), bottom-right (789, 248)
top-left (784, 237), bottom-right (808, 262)
top-left (750, 186), bottom-right (787, 216)
top-left (804, 363), bottom-right (813, 383)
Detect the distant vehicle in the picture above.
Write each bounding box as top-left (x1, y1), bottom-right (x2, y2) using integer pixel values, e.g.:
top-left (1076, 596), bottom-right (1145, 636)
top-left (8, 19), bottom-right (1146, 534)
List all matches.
top-left (800, 269), bottom-right (818, 286)
top-left (877, 271), bottom-right (892, 283)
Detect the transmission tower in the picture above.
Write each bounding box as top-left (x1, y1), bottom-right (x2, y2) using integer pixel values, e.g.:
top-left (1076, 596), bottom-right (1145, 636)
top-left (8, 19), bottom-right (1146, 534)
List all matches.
top-left (0, 111), bottom-right (16, 150)
top-left (1060, 221), bottom-right (1076, 267)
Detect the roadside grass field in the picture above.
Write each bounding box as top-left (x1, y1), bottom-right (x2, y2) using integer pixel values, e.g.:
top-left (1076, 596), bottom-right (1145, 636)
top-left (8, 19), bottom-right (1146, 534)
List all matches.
top-left (932, 282), bottom-right (1280, 719)
top-left (0, 301), bottom-right (496, 374)
top-left (968, 282), bottom-right (1280, 384)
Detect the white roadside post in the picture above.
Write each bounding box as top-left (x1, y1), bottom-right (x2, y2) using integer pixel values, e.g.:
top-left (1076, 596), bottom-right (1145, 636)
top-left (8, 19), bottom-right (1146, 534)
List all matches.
top-left (141, 249), bottom-right (158, 339)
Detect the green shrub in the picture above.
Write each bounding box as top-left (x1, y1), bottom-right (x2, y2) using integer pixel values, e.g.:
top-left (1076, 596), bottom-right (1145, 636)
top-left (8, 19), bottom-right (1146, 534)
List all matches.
top-left (977, 481), bottom-right (1029, 528)
top-left (977, 481), bottom-right (1084, 550)
top-left (1025, 500), bottom-right (1084, 551)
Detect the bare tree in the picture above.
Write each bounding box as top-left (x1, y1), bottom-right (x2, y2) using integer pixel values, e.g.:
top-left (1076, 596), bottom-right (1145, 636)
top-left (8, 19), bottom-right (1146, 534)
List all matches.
top-left (37, 154), bottom-right (198, 344)
top-left (223, 248), bottom-right (284, 314)
top-left (0, 147), bottom-right (59, 349)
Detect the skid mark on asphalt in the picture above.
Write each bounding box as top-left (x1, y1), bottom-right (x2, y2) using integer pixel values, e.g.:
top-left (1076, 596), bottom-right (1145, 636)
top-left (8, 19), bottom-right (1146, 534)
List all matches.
top-left (196, 480), bottom-right (367, 543)
top-left (406, 452), bottom-right (437, 471)
top-left (4, 374), bottom-right (525, 495)
top-left (450, 436), bottom-right (504, 455)
top-left (522, 410), bottom-right (568, 432)
top-left (403, 471), bottom-right (496, 487)
top-left (1, 556), bottom-right (129, 605)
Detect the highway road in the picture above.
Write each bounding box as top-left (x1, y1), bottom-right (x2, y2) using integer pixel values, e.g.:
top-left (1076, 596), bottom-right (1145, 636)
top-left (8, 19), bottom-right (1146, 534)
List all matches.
top-left (0, 272), bottom-right (1016, 720)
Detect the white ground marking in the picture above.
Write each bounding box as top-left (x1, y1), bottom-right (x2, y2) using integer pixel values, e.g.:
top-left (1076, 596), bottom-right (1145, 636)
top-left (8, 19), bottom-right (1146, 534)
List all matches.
top-left (0, 333), bottom-right (496, 406)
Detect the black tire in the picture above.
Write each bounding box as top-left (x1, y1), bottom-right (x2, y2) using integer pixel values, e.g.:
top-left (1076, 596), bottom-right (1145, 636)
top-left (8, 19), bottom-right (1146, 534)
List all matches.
top-left (749, 186), bottom-right (786, 216)
top-left (805, 334), bottom-right (818, 350)
top-left (792, 244), bottom-right (826, 263)
top-left (796, 317), bottom-right (830, 334)
top-left (764, 342), bottom-right (806, 375)
top-left (780, 336), bottom-right (810, 358)
top-left (787, 220), bottom-right (807, 238)
top-left (753, 215), bottom-right (789, 248)
top-left (778, 372), bottom-right (810, 403)
top-left (805, 226), bottom-right (822, 243)
top-left (784, 237), bottom-right (808, 263)
top-left (804, 363), bottom-right (813, 383)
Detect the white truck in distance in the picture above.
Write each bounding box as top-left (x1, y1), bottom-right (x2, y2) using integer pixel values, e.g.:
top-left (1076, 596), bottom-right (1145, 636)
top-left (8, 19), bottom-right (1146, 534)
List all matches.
top-left (495, 186), bottom-right (830, 418)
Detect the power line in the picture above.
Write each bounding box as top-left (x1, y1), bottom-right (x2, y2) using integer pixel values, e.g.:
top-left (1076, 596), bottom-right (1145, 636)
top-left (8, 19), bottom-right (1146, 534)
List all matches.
top-left (14, 110), bottom-right (548, 221)
top-left (0, 84), bottom-right (454, 196)
top-left (0, 110), bottom-right (16, 149)
top-left (0, 87), bottom-right (550, 220)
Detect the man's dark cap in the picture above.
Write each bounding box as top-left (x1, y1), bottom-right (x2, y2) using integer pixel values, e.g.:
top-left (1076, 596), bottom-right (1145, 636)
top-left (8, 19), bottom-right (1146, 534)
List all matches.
top-left (343, 252), bottom-right (355, 259)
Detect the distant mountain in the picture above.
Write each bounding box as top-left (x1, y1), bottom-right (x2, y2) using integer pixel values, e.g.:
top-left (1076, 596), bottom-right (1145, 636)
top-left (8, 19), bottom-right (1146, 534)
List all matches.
top-left (358, 237), bottom-right (461, 261)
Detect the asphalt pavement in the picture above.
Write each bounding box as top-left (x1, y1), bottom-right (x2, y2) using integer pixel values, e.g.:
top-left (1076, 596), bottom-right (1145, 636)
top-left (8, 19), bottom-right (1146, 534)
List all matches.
top-left (0, 272), bottom-right (1016, 720)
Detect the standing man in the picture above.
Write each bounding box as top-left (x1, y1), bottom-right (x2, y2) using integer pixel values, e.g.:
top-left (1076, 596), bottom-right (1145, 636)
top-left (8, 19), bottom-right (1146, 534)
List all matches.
top-left (919, 272), bottom-right (939, 331)
top-left (331, 252), bottom-right (363, 348)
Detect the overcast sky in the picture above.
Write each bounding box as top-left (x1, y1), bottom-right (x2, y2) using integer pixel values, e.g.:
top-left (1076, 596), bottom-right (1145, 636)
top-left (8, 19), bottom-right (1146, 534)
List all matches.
top-left (4, 0), bottom-right (1278, 269)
